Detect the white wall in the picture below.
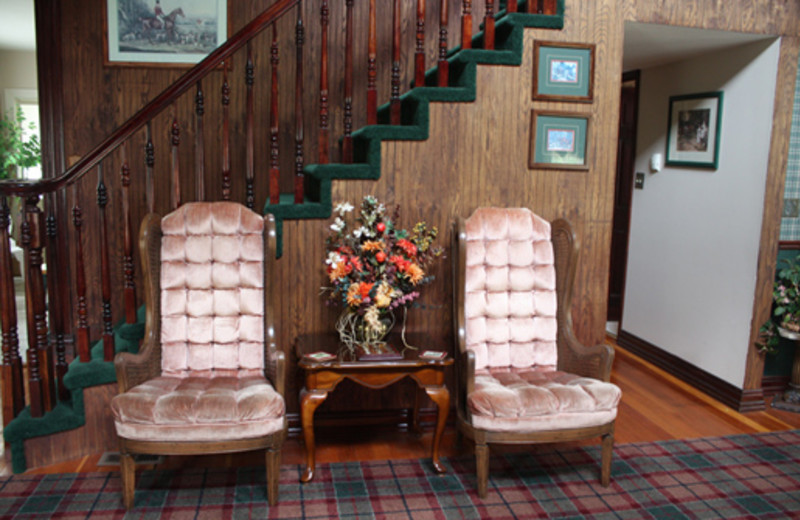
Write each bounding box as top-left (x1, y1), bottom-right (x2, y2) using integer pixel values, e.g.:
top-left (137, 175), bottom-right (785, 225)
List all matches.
top-left (623, 39), bottom-right (780, 387)
top-left (0, 49), bottom-right (37, 109)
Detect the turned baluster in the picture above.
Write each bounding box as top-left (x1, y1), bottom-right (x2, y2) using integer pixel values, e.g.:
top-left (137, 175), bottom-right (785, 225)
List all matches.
top-left (120, 143), bottom-right (137, 324)
top-left (72, 186), bottom-right (90, 362)
top-left (269, 25), bottom-right (280, 204)
top-left (295, 10), bottom-right (305, 203)
top-left (507, 0), bottom-right (518, 12)
top-left (484, 0), bottom-right (495, 50)
top-left (145, 122), bottom-right (155, 213)
top-left (461, 1), bottom-right (472, 49)
top-left (438, 0), bottom-right (449, 87)
top-left (170, 117), bottom-right (181, 210)
top-left (543, 0), bottom-right (557, 14)
top-left (44, 193), bottom-right (68, 401)
top-left (0, 196), bottom-right (24, 423)
top-left (22, 194), bottom-right (51, 416)
top-left (221, 63), bottom-right (232, 200)
top-left (318, 0), bottom-right (330, 164)
top-left (97, 165), bottom-right (115, 362)
top-left (342, 0), bottom-right (354, 163)
top-left (390, 0), bottom-right (402, 125)
top-left (415, 0), bottom-right (426, 87)
top-left (195, 82), bottom-right (205, 201)
top-left (245, 43), bottom-right (255, 209)
top-left (367, 0), bottom-right (377, 125)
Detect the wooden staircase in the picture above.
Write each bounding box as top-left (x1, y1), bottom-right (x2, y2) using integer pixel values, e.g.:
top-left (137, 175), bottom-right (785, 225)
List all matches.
top-left (0, 0), bottom-right (564, 473)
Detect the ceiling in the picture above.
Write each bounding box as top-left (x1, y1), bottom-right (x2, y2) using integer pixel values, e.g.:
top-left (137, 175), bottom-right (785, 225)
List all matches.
top-left (0, 4), bottom-right (777, 70)
top-left (622, 22), bottom-right (774, 72)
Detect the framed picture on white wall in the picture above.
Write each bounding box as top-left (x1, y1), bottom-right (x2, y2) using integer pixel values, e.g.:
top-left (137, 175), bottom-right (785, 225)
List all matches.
top-left (665, 91), bottom-right (723, 169)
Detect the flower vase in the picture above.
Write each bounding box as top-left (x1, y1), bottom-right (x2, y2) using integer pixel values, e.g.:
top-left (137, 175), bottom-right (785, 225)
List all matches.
top-left (336, 309), bottom-right (396, 360)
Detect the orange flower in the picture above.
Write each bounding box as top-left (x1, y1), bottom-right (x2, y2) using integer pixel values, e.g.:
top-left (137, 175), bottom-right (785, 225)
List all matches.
top-left (346, 283), bottom-right (362, 306)
top-left (397, 239), bottom-right (417, 257)
top-left (361, 240), bottom-right (384, 252)
top-left (328, 263), bottom-right (347, 282)
top-left (405, 263), bottom-right (424, 285)
top-left (360, 282), bottom-right (374, 298)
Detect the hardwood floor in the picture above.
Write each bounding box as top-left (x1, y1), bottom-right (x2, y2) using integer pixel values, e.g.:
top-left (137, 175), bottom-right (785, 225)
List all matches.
top-left (5, 343), bottom-right (800, 477)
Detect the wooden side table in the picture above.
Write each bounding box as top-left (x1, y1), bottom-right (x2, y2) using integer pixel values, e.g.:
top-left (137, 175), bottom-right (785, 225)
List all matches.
top-left (296, 333), bottom-right (453, 483)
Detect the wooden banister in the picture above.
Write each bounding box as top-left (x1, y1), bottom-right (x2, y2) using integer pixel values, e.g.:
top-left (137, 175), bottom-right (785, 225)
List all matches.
top-left (0, 0), bottom-right (300, 199)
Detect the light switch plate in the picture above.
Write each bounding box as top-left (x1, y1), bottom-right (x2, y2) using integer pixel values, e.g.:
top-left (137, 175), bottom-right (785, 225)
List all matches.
top-left (634, 172), bottom-right (645, 189)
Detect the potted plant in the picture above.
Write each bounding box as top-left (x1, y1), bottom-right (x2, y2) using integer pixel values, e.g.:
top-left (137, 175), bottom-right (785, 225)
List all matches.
top-left (0, 106), bottom-right (41, 180)
top-left (757, 253), bottom-right (800, 353)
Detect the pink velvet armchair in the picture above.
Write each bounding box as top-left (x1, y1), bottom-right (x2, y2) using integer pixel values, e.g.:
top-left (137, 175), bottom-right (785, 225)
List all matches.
top-left (111, 202), bottom-right (286, 509)
top-left (452, 207), bottom-right (621, 497)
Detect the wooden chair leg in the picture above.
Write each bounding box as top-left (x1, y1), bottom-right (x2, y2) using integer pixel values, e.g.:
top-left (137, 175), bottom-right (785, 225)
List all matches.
top-left (475, 442), bottom-right (489, 498)
top-left (600, 431), bottom-right (614, 487)
top-left (266, 446), bottom-right (281, 506)
top-left (119, 451), bottom-right (136, 510)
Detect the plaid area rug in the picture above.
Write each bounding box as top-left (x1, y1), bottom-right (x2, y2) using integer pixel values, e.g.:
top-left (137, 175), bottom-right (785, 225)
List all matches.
top-left (1, 430), bottom-right (799, 519)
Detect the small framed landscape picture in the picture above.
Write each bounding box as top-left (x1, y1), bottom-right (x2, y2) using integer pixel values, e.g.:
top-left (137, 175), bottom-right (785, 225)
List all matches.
top-left (533, 41), bottom-right (595, 102)
top-left (665, 91), bottom-right (723, 169)
top-left (529, 110), bottom-right (590, 170)
top-left (105, 0), bottom-right (228, 66)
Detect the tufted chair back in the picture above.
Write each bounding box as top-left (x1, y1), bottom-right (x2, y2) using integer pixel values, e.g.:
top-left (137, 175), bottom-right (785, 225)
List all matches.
top-left (159, 202), bottom-right (266, 377)
top-left (463, 207), bottom-right (557, 371)
top-left (453, 207), bottom-right (620, 498)
top-left (112, 201), bottom-right (286, 510)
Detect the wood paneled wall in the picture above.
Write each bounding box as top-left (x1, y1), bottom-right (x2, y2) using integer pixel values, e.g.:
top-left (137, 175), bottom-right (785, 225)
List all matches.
top-left (48, 0), bottom-right (800, 417)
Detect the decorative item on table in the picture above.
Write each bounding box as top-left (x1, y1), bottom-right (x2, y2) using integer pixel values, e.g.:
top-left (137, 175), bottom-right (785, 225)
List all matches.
top-left (303, 351), bottom-right (337, 363)
top-left (322, 196), bottom-right (443, 360)
top-left (756, 254), bottom-right (800, 353)
top-left (419, 350), bottom-right (448, 361)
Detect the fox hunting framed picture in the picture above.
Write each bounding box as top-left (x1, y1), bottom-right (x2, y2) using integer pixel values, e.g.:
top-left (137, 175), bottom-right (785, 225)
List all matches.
top-left (533, 41), bottom-right (595, 102)
top-left (665, 91), bottom-right (723, 169)
top-left (106, 0), bottom-right (227, 66)
top-left (529, 110), bottom-right (590, 170)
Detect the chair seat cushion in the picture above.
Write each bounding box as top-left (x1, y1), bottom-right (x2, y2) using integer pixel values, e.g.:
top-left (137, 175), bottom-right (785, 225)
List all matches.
top-left (111, 375), bottom-right (285, 442)
top-left (468, 367), bottom-right (621, 432)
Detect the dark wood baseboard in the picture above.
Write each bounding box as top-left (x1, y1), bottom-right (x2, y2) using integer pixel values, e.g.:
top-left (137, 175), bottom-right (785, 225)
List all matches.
top-left (617, 330), bottom-right (766, 412)
top-left (762, 375), bottom-right (790, 397)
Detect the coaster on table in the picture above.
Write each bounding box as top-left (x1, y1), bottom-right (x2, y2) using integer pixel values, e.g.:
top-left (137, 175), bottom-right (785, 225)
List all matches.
top-left (304, 351), bottom-right (337, 362)
top-left (419, 350), bottom-right (447, 360)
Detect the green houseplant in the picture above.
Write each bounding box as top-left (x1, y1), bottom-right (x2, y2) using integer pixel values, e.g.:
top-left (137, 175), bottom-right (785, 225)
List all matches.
top-left (757, 253), bottom-right (800, 353)
top-left (0, 106), bottom-right (41, 180)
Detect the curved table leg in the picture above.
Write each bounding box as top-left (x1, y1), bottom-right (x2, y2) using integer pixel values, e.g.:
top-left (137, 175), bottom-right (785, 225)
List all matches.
top-left (300, 388), bottom-right (328, 483)
top-left (424, 385), bottom-right (450, 474)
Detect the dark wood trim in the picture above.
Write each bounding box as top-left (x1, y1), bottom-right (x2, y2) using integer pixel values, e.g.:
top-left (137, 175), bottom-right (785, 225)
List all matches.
top-left (607, 69), bottom-right (640, 326)
top-left (762, 375), bottom-right (790, 396)
top-left (617, 329), bottom-right (766, 412)
top-left (779, 241), bottom-right (800, 250)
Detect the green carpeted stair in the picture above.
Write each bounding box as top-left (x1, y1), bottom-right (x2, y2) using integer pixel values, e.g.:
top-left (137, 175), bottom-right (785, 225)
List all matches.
top-left (264, 5), bottom-right (564, 256)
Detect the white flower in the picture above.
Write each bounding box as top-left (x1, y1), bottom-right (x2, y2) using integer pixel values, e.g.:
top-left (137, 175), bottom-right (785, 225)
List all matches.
top-left (330, 217), bottom-right (345, 232)
top-left (326, 251), bottom-right (343, 266)
top-left (352, 226), bottom-right (369, 238)
top-left (335, 202), bottom-right (354, 216)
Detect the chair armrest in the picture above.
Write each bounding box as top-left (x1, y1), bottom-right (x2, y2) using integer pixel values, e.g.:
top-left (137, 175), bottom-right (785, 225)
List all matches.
top-left (456, 347), bottom-right (476, 419)
top-left (557, 328), bottom-right (615, 382)
top-left (114, 344), bottom-right (160, 393)
top-left (266, 345), bottom-right (286, 397)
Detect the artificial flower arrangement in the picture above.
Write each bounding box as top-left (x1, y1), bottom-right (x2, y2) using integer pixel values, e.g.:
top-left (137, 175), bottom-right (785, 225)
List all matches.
top-left (323, 195), bottom-right (442, 357)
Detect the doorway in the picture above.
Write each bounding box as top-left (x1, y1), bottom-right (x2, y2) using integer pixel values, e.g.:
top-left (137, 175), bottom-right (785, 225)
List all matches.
top-left (606, 70), bottom-right (640, 335)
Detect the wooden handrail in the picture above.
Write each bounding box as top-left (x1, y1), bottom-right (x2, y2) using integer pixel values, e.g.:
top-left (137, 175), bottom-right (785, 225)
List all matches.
top-left (0, 0), bottom-right (300, 197)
